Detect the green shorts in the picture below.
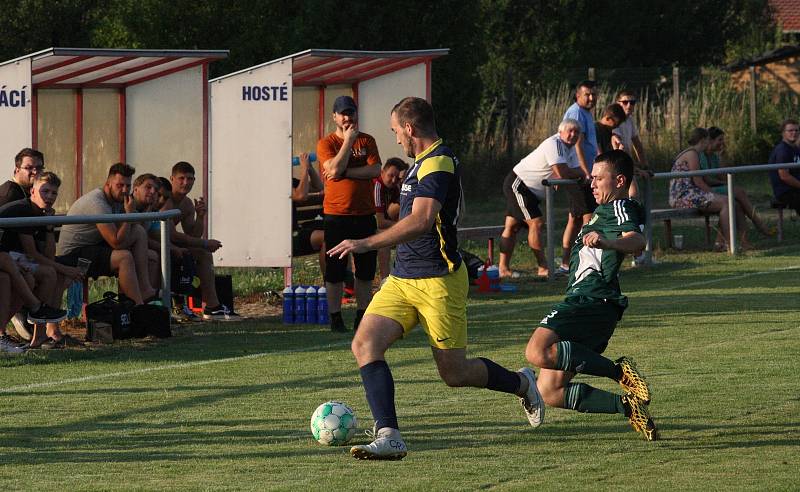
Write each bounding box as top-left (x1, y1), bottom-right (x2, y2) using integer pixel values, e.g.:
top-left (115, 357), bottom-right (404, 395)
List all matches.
top-left (538, 296), bottom-right (623, 354)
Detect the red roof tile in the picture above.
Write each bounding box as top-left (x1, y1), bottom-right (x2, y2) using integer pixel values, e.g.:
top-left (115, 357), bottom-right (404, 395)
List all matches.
top-left (771, 0), bottom-right (800, 32)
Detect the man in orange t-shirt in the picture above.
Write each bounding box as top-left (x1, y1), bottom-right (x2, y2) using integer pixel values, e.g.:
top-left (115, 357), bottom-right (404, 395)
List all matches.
top-left (317, 95), bottom-right (381, 333)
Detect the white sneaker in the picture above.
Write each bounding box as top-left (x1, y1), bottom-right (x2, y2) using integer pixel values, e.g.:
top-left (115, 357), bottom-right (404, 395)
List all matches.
top-left (350, 426), bottom-right (407, 460)
top-left (519, 367), bottom-right (545, 428)
top-left (10, 312), bottom-right (33, 341)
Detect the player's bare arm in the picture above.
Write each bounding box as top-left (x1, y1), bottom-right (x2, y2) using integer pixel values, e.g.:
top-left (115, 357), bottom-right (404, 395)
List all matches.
top-left (327, 197), bottom-right (441, 258)
top-left (582, 230), bottom-right (645, 253)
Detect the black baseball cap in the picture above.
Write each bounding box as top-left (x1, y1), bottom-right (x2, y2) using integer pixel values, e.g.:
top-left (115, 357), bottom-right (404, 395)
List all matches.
top-left (332, 95), bottom-right (357, 114)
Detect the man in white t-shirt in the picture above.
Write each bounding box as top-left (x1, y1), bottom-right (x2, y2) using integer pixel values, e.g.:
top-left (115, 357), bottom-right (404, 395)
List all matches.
top-left (499, 119), bottom-right (584, 279)
top-left (612, 90), bottom-right (648, 200)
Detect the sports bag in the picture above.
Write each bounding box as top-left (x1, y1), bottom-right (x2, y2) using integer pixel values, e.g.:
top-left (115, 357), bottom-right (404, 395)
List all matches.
top-left (86, 292), bottom-right (140, 339)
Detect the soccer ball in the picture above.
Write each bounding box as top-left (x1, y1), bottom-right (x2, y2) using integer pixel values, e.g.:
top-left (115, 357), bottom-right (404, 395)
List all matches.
top-left (310, 401), bottom-right (357, 446)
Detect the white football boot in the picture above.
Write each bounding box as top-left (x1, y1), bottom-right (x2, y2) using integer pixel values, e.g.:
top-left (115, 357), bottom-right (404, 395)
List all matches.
top-left (350, 425), bottom-right (407, 460)
top-left (519, 367), bottom-right (545, 428)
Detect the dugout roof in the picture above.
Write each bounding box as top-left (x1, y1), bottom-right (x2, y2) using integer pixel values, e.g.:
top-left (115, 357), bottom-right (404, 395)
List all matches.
top-left (210, 48), bottom-right (449, 86)
top-left (0, 47), bottom-right (228, 88)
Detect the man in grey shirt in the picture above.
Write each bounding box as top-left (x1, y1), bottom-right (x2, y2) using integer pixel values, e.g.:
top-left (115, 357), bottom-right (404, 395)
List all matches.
top-left (56, 163), bottom-right (157, 305)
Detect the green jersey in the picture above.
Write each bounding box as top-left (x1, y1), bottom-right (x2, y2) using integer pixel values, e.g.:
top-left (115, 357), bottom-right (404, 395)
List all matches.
top-left (565, 198), bottom-right (644, 308)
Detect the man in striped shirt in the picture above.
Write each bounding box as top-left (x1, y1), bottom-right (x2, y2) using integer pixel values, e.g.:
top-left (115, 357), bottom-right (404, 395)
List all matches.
top-left (499, 119), bottom-right (584, 279)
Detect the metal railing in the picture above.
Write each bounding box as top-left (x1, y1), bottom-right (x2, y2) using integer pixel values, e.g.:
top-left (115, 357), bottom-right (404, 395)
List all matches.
top-left (0, 209), bottom-right (181, 307)
top-left (542, 161), bottom-right (800, 275)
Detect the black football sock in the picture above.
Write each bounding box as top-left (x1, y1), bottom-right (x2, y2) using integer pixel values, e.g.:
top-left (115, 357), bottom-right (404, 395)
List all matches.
top-left (360, 360), bottom-right (399, 430)
top-left (480, 357), bottom-right (524, 394)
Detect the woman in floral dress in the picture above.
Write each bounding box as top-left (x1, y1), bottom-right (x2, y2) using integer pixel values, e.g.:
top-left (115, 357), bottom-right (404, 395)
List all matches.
top-left (669, 128), bottom-right (745, 250)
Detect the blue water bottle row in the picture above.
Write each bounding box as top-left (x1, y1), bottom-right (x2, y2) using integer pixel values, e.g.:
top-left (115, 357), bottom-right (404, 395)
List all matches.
top-left (282, 285), bottom-right (329, 324)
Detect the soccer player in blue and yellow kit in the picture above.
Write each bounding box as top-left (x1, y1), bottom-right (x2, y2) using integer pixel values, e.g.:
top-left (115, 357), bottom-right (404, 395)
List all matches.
top-left (523, 149), bottom-right (659, 441)
top-left (328, 97), bottom-right (545, 460)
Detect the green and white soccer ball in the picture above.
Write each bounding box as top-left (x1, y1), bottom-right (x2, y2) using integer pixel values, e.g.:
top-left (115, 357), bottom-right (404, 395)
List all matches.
top-left (310, 401), bottom-right (357, 446)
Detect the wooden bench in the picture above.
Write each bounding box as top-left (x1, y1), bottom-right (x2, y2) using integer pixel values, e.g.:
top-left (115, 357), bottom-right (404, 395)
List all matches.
top-left (457, 225), bottom-right (505, 263)
top-left (650, 208), bottom-right (716, 248)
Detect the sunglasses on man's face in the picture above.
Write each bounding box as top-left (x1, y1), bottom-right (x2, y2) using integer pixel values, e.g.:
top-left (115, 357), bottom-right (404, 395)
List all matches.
top-left (619, 99), bottom-right (637, 105)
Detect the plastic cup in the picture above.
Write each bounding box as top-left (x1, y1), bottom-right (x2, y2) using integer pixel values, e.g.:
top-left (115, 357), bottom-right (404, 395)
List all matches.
top-left (77, 257), bottom-right (92, 275)
top-left (673, 235), bottom-right (684, 250)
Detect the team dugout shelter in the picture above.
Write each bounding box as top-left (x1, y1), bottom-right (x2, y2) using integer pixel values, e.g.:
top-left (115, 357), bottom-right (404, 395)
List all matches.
top-left (0, 47), bottom-right (228, 213)
top-left (208, 48), bottom-right (449, 268)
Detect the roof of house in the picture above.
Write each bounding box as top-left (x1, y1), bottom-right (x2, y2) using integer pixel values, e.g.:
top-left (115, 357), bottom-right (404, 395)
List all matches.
top-left (771, 0), bottom-right (800, 33)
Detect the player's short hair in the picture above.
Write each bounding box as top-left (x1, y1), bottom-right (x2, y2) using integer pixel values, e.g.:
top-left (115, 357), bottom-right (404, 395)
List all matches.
top-left (708, 126), bottom-right (725, 139)
top-left (615, 89), bottom-right (635, 100)
top-left (596, 149), bottom-right (634, 186)
top-left (34, 171), bottom-right (61, 188)
top-left (108, 162), bottom-right (135, 179)
top-left (172, 161), bottom-right (195, 176)
top-left (391, 97), bottom-right (436, 136)
top-left (384, 157), bottom-right (409, 172)
top-left (558, 118), bottom-right (580, 133)
top-left (687, 127), bottom-right (709, 145)
top-left (576, 80), bottom-right (596, 92)
top-left (14, 148), bottom-right (44, 168)
top-left (603, 103), bottom-right (627, 124)
top-left (780, 119), bottom-right (799, 132)
top-left (133, 173), bottom-right (158, 188)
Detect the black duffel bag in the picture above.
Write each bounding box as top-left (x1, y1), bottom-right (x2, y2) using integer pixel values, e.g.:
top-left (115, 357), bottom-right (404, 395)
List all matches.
top-left (86, 292), bottom-right (141, 339)
top-left (132, 304), bottom-right (171, 338)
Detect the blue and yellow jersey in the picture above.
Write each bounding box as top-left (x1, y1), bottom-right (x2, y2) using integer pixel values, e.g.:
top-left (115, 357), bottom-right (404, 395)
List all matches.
top-left (393, 139), bottom-right (463, 279)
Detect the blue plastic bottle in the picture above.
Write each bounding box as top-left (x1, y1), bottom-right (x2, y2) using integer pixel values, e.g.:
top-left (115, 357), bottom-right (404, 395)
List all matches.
top-left (317, 286), bottom-right (329, 324)
top-left (282, 286), bottom-right (294, 324)
top-left (294, 285), bottom-right (307, 323)
top-left (292, 153), bottom-right (317, 166)
top-left (306, 286), bottom-right (318, 324)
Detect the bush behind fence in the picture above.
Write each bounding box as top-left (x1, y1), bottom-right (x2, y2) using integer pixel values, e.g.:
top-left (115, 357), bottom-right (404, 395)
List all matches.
top-left (461, 68), bottom-right (799, 198)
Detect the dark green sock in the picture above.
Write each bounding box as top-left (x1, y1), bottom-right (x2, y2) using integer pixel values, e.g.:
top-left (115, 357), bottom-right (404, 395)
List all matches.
top-left (555, 341), bottom-right (621, 380)
top-left (564, 383), bottom-right (625, 414)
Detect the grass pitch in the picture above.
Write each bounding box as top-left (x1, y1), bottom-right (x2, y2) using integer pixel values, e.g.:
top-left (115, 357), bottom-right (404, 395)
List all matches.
top-left (1, 247), bottom-right (798, 490)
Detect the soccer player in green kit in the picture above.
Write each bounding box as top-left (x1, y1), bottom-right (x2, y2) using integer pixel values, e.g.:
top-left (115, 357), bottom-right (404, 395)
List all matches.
top-left (521, 149), bottom-right (659, 441)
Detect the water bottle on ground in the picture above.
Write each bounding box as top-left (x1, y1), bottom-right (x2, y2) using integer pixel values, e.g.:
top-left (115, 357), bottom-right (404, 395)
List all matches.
top-left (306, 286), bottom-right (318, 324)
top-left (487, 265), bottom-right (501, 292)
top-left (294, 285), bottom-right (307, 323)
top-left (282, 286), bottom-right (294, 324)
top-left (317, 286), bottom-right (329, 324)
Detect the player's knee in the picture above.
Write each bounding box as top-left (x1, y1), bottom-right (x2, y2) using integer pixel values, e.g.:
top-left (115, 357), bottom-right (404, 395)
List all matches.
top-left (36, 264), bottom-right (57, 283)
top-left (525, 343), bottom-right (551, 369)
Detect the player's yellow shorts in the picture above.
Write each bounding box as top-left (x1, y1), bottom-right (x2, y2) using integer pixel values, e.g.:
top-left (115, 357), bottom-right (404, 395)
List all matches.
top-left (365, 265), bottom-right (468, 349)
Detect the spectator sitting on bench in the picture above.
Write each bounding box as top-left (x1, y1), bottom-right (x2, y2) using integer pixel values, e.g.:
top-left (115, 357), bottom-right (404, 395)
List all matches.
top-left (56, 163), bottom-right (157, 305)
top-left (700, 127), bottom-right (773, 243)
top-left (292, 152), bottom-right (325, 265)
top-left (132, 173), bottom-right (178, 286)
top-left (0, 148), bottom-right (43, 207)
top-left (373, 157), bottom-right (408, 280)
top-left (161, 161), bottom-right (239, 320)
top-left (669, 128), bottom-right (745, 251)
top-left (0, 172), bottom-right (82, 348)
top-left (768, 119), bottom-right (800, 215)
top-left (0, 251), bottom-right (67, 352)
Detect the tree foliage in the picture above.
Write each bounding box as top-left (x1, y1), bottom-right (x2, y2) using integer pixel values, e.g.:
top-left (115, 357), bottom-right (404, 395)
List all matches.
top-left (0, 0), bottom-right (778, 145)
